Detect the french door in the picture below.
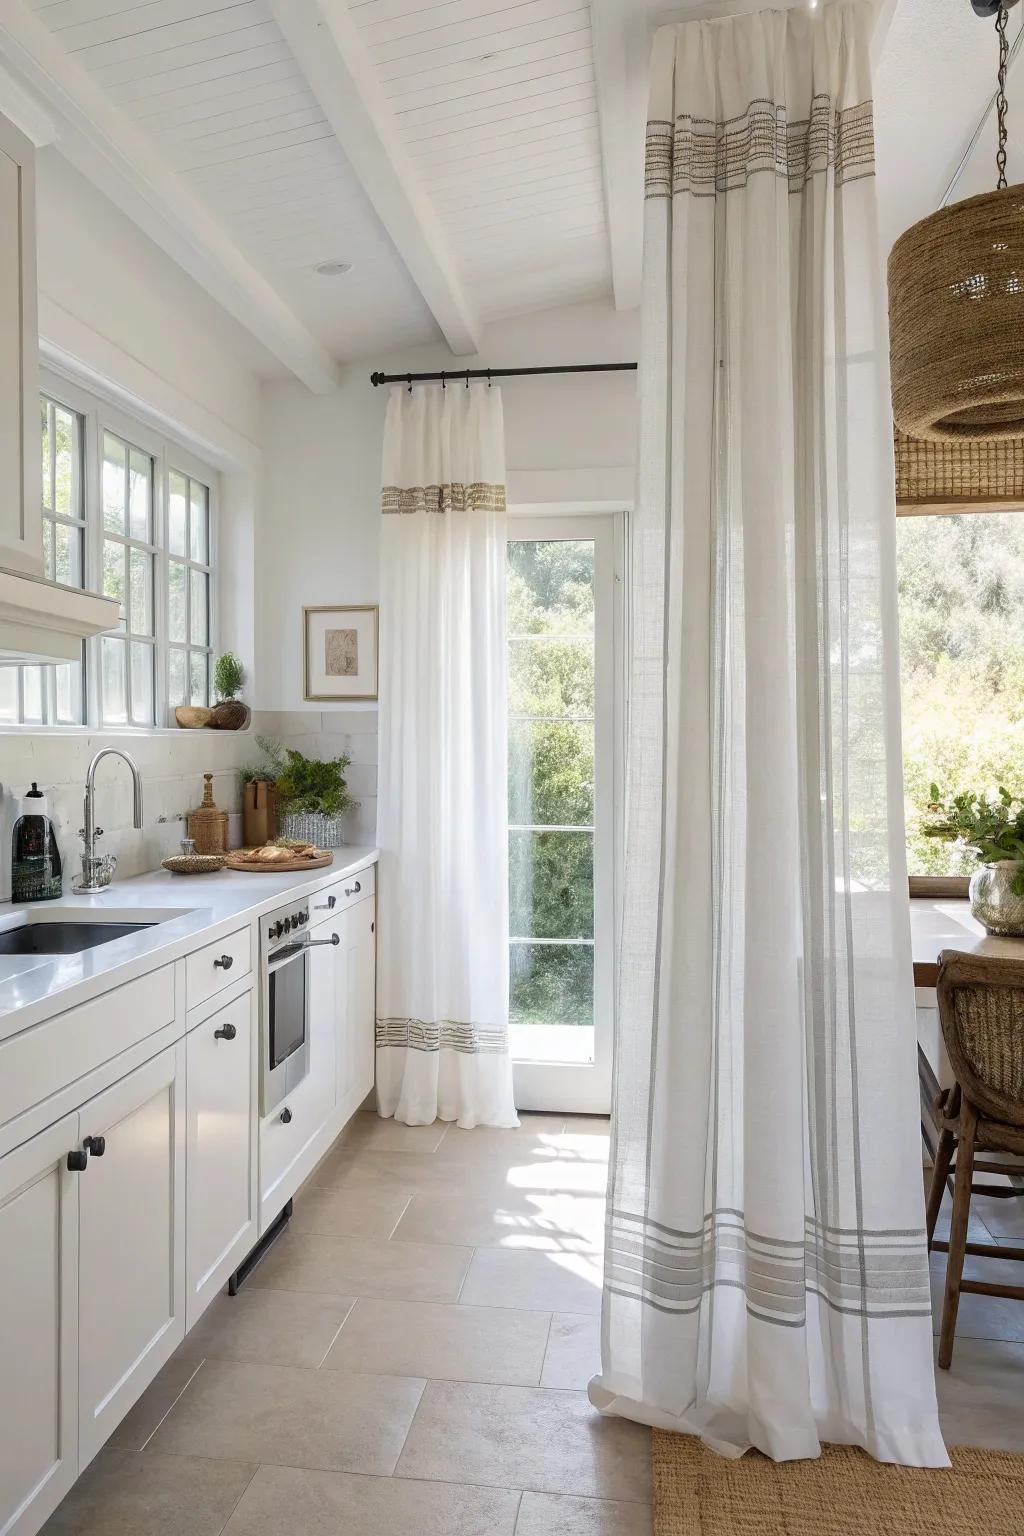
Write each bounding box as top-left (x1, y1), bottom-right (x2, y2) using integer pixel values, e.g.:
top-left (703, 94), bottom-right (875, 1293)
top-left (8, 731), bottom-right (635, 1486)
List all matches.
top-left (506, 513), bottom-right (622, 1114)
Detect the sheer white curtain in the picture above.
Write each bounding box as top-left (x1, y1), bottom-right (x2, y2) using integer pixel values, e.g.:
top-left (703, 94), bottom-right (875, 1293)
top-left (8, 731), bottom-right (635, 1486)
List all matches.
top-left (375, 382), bottom-right (518, 1129)
top-left (591, 2), bottom-right (947, 1466)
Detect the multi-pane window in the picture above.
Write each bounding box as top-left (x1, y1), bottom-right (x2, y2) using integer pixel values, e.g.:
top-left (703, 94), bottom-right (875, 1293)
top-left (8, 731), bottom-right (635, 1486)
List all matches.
top-left (0, 376), bottom-right (217, 728)
top-left (0, 396), bottom-right (86, 725)
top-left (101, 431), bottom-right (156, 725)
top-left (167, 470), bottom-right (212, 709)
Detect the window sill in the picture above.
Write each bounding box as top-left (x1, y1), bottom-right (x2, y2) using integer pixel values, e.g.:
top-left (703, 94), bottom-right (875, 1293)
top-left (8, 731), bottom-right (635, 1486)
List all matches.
top-left (0, 722), bottom-right (255, 739)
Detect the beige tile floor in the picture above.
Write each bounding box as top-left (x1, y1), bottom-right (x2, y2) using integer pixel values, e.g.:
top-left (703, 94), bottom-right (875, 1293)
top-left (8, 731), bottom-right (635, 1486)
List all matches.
top-left (43, 1119), bottom-right (1024, 1535)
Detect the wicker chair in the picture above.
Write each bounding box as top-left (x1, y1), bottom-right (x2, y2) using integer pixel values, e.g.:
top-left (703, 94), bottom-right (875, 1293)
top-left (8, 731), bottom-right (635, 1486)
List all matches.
top-left (927, 949), bottom-right (1024, 1369)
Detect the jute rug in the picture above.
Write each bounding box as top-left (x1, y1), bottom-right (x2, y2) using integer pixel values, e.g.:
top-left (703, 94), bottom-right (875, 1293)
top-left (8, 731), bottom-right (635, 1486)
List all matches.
top-left (652, 1430), bottom-right (1024, 1536)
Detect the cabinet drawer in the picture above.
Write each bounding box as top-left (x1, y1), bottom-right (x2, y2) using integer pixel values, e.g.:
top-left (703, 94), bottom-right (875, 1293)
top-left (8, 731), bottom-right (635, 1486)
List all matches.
top-left (309, 865), bottom-right (375, 925)
top-left (0, 965), bottom-right (175, 1130)
top-left (186, 925), bottom-right (251, 1013)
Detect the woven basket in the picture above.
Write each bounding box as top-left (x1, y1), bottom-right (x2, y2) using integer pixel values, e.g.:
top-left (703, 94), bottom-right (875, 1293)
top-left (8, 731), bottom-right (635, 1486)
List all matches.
top-left (279, 811), bottom-right (345, 848)
top-left (895, 428), bottom-right (1024, 510)
top-left (187, 773), bottom-right (229, 855)
top-left (888, 183), bottom-right (1024, 441)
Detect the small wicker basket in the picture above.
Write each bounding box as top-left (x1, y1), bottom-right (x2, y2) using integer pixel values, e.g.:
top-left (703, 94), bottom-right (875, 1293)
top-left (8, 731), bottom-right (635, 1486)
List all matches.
top-left (187, 773), bottom-right (229, 855)
top-left (279, 811), bottom-right (345, 848)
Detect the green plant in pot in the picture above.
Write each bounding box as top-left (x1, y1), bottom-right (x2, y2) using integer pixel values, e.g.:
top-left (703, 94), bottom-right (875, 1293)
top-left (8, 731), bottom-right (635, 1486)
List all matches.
top-left (923, 784), bottom-right (1024, 935)
top-left (209, 652), bottom-right (250, 731)
top-left (275, 747), bottom-right (357, 848)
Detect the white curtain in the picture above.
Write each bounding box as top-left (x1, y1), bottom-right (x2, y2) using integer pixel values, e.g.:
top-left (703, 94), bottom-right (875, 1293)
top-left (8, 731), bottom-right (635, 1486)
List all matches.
top-left (591, 2), bottom-right (947, 1466)
top-left (375, 383), bottom-right (518, 1129)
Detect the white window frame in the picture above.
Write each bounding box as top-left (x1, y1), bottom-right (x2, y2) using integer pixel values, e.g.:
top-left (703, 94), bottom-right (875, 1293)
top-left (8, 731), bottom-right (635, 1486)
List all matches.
top-left (506, 510), bottom-right (624, 1116)
top-left (0, 369), bottom-right (219, 732)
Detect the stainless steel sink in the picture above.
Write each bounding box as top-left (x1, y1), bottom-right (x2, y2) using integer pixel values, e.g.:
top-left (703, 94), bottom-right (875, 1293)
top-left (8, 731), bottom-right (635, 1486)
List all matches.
top-left (0, 922), bottom-right (155, 956)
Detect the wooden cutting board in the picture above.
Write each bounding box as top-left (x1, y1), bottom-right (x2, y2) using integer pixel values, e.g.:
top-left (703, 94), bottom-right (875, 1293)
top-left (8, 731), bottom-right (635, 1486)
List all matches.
top-left (225, 849), bottom-right (334, 873)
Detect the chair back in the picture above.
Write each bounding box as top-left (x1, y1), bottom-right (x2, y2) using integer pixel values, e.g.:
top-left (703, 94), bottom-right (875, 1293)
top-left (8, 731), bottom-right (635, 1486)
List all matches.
top-left (936, 949), bottom-right (1024, 1127)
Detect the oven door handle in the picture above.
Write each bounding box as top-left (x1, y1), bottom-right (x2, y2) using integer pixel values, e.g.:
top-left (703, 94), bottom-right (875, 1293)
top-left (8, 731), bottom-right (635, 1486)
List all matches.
top-left (302, 934), bottom-right (340, 949)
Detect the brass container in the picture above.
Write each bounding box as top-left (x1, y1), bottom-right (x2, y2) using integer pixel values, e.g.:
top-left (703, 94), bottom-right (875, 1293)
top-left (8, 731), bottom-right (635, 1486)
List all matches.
top-left (187, 773), bottom-right (229, 855)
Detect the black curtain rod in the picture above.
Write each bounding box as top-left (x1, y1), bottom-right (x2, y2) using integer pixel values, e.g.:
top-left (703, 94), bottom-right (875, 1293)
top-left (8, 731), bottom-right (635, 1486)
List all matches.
top-left (369, 362), bottom-right (638, 387)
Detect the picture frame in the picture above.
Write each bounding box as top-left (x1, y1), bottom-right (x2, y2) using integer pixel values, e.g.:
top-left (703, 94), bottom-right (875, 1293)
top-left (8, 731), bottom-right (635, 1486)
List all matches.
top-left (303, 604), bottom-right (379, 701)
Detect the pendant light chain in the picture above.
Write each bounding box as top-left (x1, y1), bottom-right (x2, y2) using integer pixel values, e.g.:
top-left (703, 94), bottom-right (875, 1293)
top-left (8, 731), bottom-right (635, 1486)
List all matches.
top-left (997, 1), bottom-right (1010, 189)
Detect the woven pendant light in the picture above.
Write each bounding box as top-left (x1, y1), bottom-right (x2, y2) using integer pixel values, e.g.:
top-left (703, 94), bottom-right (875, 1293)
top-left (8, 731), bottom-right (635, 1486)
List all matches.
top-left (889, 1), bottom-right (1024, 443)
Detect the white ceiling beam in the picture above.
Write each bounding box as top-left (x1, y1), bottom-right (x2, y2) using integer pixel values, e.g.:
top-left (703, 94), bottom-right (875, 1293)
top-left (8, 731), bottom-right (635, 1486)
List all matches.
top-left (591, 0), bottom-right (651, 312)
top-left (0, 0), bottom-right (340, 394)
top-left (269, 0), bottom-right (481, 357)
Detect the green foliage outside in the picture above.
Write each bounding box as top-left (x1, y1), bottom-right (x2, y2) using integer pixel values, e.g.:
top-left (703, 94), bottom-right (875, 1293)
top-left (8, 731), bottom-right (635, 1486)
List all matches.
top-left (897, 513), bottom-right (1024, 876)
top-left (507, 540), bottom-right (597, 1029)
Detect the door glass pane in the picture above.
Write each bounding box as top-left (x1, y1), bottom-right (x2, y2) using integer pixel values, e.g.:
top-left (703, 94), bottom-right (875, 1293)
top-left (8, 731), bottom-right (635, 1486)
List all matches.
top-left (190, 568), bottom-right (208, 645)
top-left (507, 535), bottom-right (599, 1067)
top-left (190, 650), bottom-right (208, 706)
top-left (130, 641), bottom-right (154, 724)
top-left (168, 646), bottom-right (187, 708)
top-left (510, 830), bottom-right (594, 940)
top-left (168, 471), bottom-right (188, 557)
top-left (102, 434), bottom-right (126, 533)
top-left (130, 548), bottom-right (153, 635)
top-left (190, 481), bottom-right (208, 564)
top-left (54, 660), bottom-right (82, 725)
top-left (510, 944), bottom-right (594, 1030)
top-left (102, 636), bottom-right (127, 723)
top-left (0, 668), bottom-right (17, 723)
top-left (509, 720), bottom-right (594, 826)
top-left (43, 520), bottom-right (55, 581)
top-left (128, 449), bottom-right (151, 542)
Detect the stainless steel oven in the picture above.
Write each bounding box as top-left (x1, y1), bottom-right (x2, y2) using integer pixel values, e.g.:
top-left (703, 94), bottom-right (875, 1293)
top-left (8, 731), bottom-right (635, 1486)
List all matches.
top-left (259, 896), bottom-right (338, 1116)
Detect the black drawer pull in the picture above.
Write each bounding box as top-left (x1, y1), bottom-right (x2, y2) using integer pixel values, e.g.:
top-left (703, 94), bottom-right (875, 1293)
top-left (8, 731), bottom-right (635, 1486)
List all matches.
top-left (214, 954), bottom-right (234, 970)
top-left (315, 894), bottom-right (337, 910)
top-left (344, 880), bottom-right (361, 897)
top-left (83, 1135), bottom-right (106, 1158)
top-left (67, 1150), bottom-right (88, 1172)
top-left (280, 1107), bottom-right (293, 1124)
top-left (214, 1022), bottom-right (237, 1041)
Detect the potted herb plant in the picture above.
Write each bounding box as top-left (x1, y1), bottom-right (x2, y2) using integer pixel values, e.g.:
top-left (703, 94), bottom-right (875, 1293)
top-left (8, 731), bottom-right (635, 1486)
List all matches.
top-left (209, 652), bottom-right (250, 731)
top-left (275, 746), bottom-right (357, 848)
top-left (923, 784), bottom-right (1024, 934)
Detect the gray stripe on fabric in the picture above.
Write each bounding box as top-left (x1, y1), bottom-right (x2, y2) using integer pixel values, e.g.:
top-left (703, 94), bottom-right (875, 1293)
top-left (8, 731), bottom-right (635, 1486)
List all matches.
top-left (375, 1018), bottom-right (509, 1054)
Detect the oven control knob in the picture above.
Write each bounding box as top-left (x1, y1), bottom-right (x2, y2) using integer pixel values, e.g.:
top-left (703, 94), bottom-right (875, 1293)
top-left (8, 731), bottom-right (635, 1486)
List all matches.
top-left (284, 917), bottom-right (293, 933)
top-left (299, 909), bottom-right (308, 925)
top-left (271, 920), bottom-right (282, 939)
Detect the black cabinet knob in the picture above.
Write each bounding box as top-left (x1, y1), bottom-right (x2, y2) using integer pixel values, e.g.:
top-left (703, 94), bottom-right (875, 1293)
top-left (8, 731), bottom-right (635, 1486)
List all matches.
top-left (214, 954), bottom-right (234, 970)
top-left (280, 1107), bottom-right (293, 1124)
top-left (83, 1135), bottom-right (106, 1158)
top-left (67, 1150), bottom-right (88, 1172)
top-left (316, 894), bottom-right (337, 911)
top-left (344, 881), bottom-right (361, 897)
top-left (214, 1022), bottom-right (237, 1041)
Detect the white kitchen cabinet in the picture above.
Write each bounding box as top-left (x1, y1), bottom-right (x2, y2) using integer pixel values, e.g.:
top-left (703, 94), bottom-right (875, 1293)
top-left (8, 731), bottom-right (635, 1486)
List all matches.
top-left (0, 111), bottom-right (41, 579)
top-left (0, 1114), bottom-right (79, 1536)
top-left (337, 896), bottom-right (376, 1117)
top-left (185, 989), bottom-right (257, 1329)
top-left (77, 1043), bottom-right (186, 1467)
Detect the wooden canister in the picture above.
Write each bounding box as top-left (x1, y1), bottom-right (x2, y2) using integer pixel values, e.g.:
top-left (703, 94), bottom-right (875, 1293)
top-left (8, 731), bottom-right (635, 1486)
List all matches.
top-left (187, 773), bottom-right (229, 854)
top-left (242, 779), bottom-right (278, 847)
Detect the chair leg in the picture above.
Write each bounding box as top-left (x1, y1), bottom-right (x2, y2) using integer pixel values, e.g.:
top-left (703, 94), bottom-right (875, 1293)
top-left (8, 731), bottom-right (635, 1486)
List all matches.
top-left (938, 1100), bottom-right (977, 1371)
top-left (926, 1128), bottom-right (955, 1250)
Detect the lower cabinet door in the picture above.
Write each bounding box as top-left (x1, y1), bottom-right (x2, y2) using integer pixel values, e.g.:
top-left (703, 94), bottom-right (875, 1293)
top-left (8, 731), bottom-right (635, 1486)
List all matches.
top-left (338, 897), bottom-right (376, 1116)
top-left (77, 1043), bottom-right (186, 1467)
top-left (185, 990), bottom-right (257, 1329)
top-left (0, 1113), bottom-right (80, 1536)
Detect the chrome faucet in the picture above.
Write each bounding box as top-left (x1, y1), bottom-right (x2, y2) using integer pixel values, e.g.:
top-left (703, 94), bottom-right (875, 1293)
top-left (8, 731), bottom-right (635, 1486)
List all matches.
top-left (73, 748), bottom-right (145, 894)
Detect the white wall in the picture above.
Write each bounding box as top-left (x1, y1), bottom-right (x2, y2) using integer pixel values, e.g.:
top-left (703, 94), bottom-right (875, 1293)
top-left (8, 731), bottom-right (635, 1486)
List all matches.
top-left (257, 300), bottom-right (640, 715)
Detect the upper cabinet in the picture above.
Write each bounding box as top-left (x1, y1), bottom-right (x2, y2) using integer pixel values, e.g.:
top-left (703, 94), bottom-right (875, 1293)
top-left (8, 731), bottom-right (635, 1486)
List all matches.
top-left (0, 110), bottom-right (41, 579)
top-left (0, 108), bottom-right (119, 664)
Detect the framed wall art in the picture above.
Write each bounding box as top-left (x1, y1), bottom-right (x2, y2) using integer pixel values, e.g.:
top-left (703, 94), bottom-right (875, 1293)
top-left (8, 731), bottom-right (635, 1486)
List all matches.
top-left (303, 604), bottom-right (379, 701)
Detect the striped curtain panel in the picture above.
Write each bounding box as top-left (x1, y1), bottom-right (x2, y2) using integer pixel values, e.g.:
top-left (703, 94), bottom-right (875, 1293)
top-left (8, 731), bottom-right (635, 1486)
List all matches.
top-left (590, 3), bottom-right (947, 1465)
top-left (375, 383), bottom-right (518, 1129)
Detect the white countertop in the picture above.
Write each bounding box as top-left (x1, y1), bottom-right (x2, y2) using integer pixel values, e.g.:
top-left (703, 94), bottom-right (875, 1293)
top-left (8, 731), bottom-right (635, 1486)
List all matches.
top-left (0, 846), bottom-right (378, 1041)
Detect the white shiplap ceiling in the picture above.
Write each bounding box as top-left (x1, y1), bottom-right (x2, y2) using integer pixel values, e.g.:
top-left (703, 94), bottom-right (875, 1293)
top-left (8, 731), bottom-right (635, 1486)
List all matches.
top-left (0, 0), bottom-right (1018, 388)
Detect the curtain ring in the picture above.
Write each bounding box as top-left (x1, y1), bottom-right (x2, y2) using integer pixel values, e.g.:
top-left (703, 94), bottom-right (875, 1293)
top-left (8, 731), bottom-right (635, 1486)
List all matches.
top-left (406, 374), bottom-right (412, 393)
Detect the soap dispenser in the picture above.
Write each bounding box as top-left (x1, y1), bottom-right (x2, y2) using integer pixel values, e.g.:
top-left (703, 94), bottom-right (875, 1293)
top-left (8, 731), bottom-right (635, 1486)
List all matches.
top-left (11, 784), bottom-right (63, 902)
